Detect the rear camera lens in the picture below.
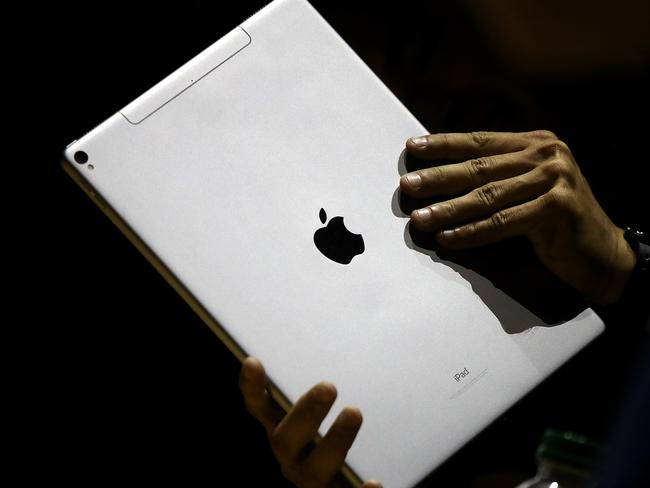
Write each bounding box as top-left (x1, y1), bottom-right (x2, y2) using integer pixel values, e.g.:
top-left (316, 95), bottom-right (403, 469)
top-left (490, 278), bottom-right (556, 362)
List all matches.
top-left (74, 151), bottom-right (89, 165)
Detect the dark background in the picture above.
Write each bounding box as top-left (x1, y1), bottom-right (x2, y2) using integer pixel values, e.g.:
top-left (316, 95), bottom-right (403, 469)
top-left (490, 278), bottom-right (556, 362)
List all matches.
top-left (28, 0), bottom-right (649, 485)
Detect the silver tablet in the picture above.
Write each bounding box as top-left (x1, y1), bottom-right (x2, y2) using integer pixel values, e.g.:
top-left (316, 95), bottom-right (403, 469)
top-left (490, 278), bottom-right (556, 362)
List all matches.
top-left (61, 0), bottom-right (604, 486)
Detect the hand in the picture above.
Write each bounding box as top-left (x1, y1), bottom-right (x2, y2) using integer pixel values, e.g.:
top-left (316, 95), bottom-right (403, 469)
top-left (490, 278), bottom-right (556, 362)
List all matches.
top-left (239, 357), bottom-right (382, 488)
top-left (401, 130), bottom-right (636, 304)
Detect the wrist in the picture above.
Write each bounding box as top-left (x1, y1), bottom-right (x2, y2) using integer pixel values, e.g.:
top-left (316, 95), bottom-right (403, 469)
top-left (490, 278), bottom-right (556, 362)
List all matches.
top-left (596, 226), bottom-right (636, 305)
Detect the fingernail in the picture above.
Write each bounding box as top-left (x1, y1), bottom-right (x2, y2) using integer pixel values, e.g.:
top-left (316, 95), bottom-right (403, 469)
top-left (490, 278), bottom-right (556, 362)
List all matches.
top-left (403, 173), bottom-right (421, 189)
top-left (413, 208), bottom-right (433, 225)
top-left (410, 136), bottom-right (429, 146)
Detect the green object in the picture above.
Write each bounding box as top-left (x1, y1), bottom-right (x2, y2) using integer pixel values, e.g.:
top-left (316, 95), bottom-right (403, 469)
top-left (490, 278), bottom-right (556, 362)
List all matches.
top-left (536, 429), bottom-right (602, 471)
top-left (515, 428), bottom-right (604, 488)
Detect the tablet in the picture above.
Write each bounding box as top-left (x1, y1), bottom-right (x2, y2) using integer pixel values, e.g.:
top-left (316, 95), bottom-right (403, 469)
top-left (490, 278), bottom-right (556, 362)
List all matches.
top-left (60, 0), bottom-right (604, 486)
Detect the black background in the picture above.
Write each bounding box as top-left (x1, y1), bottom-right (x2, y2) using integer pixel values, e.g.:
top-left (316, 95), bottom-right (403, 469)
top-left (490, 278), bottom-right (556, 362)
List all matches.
top-left (26, 0), bottom-right (649, 485)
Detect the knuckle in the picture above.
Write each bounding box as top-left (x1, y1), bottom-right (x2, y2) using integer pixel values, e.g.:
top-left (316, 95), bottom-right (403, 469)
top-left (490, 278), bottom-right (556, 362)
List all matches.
top-left (490, 211), bottom-right (509, 232)
top-left (475, 184), bottom-right (500, 208)
top-left (467, 157), bottom-right (491, 181)
top-left (528, 129), bottom-right (558, 141)
top-left (540, 159), bottom-right (569, 180)
top-left (551, 140), bottom-right (571, 156)
top-left (544, 188), bottom-right (572, 213)
top-left (536, 140), bottom-right (572, 159)
top-left (555, 140), bottom-right (571, 154)
top-left (470, 131), bottom-right (490, 147)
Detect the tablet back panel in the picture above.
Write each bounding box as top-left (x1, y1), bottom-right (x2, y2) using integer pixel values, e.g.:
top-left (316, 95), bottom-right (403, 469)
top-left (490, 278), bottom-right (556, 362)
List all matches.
top-left (61, 1), bottom-right (604, 486)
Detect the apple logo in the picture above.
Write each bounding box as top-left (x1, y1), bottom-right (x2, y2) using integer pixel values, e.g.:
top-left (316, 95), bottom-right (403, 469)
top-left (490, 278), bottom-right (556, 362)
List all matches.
top-left (313, 208), bottom-right (365, 264)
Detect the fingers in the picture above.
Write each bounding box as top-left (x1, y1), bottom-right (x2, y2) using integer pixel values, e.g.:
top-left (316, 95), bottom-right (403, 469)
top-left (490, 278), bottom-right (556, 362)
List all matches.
top-left (271, 381), bottom-right (338, 467)
top-left (401, 130), bottom-right (567, 250)
top-left (400, 152), bottom-right (534, 197)
top-left (362, 481), bottom-right (383, 488)
top-left (241, 358), bottom-right (381, 487)
top-left (239, 357), bottom-right (285, 435)
top-left (434, 193), bottom-right (555, 249)
top-left (409, 167), bottom-right (552, 232)
top-left (301, 406), bottom-right (363, 483)
top-left (406, 131), bottom-right (528, 160)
